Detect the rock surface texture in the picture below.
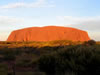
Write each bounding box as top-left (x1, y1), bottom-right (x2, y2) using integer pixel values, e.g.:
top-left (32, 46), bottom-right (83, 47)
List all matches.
top-left (7, 26), bottom-right (90, 42)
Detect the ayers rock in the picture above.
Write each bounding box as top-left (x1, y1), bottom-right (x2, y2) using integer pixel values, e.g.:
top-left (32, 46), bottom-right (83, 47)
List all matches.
top-left (7, 26), bottom-right (90, 42)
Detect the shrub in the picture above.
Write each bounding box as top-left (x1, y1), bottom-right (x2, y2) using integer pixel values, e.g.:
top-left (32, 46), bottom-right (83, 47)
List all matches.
top-left (38, 45), bottom-right (100, 75)
top-left (3, 50), bottom-right (16, 61)
top-left (84, 40), bottom-right (96, 46)
top-left (38, 54), bottom-right (56, 75)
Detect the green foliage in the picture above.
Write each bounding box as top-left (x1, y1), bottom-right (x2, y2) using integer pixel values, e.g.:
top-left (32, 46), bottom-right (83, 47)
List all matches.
top-left (0, 64), bottom-right (8, 75)
top-left (38, 54), bottom-right (56, 75)
top-left (3, 50), bottom-right (16, 61)
top-left (0, 40), bottom-right (100, 75)
top-left (38, 45), bottom-right (100, 75)
top-left (16, 54), bottom-right (32, 67)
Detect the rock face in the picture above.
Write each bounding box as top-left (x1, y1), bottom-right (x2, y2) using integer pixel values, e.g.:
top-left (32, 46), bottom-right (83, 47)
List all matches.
top-left (7, 26), bottom-right (90, 42)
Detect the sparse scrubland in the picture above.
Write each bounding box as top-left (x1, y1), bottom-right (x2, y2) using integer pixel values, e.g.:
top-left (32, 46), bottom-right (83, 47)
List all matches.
top-left (0, 40), bottom-right (100, 75)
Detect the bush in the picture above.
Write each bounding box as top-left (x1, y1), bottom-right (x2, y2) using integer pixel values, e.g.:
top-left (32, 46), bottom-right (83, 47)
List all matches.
top-left (0, 64), bottom-right (8, 75)
top-left (38, 45), bottom-right (100, 75)
top-left (38, 54), bottom-right (56, 75)
top-left (84, 40), bottom-right (96, 46)
top-left (3, 50), bottom-right (16, 61)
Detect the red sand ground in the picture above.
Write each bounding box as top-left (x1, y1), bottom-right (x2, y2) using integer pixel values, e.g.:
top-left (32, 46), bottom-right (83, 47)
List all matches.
top-left (7, 26), bottom-right (90, 42)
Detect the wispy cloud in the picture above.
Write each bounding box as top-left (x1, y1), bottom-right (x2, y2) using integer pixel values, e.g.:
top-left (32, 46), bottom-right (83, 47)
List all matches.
top-left (0, 16), bottom-right (25, 41)
top-left (0, 16), bottom-right (24, 26)
top-left (57, 16), bottom-right (100, 41)
top-left (57, 16), bottom-right (100, 30)
top-left (0, 15), bottom-right (99, 41)
top-left (0, 0), bottom-right (55, 9)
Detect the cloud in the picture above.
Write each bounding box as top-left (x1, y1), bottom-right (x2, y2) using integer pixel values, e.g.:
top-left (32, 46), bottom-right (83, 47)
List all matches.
top-left (0, 16), bottom-right (24, 26)
top-left (0, 32), bottom-right (9, 41)
top-left (57, 16), bottom-right (100, 41)
top-left (0, 15), bottom-right (99, 41)
top-left (57, 16), bottom-right (100, 30)
top-left (0, 0), bottom-right (55, 9)
top-left (0, 16), bottom-right (26, 41)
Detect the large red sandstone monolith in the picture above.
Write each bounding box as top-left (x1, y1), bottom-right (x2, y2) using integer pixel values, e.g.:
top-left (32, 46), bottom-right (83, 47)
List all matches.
top-left (7, 26), bottom-right (90, 42)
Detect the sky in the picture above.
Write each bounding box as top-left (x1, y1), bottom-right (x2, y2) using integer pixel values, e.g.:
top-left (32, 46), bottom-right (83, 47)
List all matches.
top-left (0, 0), bottom-right (100, 41)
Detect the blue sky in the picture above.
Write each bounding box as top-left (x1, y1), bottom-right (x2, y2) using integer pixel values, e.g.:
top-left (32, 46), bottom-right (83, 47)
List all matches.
top-left (0, 0), bottom-right (100, 41)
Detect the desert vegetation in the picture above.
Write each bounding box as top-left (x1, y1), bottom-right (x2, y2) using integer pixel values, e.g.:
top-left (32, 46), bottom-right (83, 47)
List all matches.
top-left (0, 40), bottom-right (100, 75)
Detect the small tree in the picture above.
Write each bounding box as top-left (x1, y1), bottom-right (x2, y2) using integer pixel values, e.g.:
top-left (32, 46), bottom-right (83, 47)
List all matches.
top-left (84, 40), bottom-right (96, 46)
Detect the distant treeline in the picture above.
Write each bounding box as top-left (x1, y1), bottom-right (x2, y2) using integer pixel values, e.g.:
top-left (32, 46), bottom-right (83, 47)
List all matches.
top-left (0, 40), bottom-right (100, 47)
